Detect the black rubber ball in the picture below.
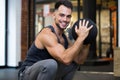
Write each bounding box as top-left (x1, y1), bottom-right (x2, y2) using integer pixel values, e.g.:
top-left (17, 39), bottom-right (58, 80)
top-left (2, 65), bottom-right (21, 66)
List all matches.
top-left (71, 18), bottom-right (97, 45)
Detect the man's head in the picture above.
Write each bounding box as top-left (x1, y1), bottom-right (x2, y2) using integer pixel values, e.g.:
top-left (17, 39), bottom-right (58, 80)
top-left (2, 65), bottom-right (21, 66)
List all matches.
top-left (53, 0), bottom-right (73, 30)
top-left (55, 0), bottom-right (73, 11)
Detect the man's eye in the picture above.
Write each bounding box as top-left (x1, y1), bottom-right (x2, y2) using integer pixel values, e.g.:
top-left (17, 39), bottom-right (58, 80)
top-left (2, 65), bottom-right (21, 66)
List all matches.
top-left (59, 14), bottom-right (65, 17)
top-left (59, 14), bottom-right (71, 18)
top-left (67, 15), bottom-right (71, 18)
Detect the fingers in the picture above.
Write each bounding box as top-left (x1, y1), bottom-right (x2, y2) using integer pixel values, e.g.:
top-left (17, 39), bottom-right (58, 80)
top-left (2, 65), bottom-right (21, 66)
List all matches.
top-left (79, 19), bottom-right (89, 27)
top-left (85, 20), bottom-right (89, 27)
top-left (82, 19), bottom-right (85, 26)
top-left (76, 19), bottom-right (93, 34)
top-left (79, 20), bottom-right (82, 27)
top-left (79, 19), bottom-right (93, 30)
top-left (88, 25), bottom-right (93, 30)
top-left (73, 19), bottom-right (94, 41)
top-left (75, 25), bottom-right (77, 31)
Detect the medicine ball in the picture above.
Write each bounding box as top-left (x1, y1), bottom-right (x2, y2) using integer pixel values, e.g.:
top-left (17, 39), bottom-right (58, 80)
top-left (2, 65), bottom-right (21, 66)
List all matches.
top-left (71, 18), bottom-right (97, 44)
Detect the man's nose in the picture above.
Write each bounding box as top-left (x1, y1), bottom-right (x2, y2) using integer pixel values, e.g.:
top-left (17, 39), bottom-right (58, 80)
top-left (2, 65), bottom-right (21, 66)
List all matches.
top-left (63, 16), bottom-right (68, 21)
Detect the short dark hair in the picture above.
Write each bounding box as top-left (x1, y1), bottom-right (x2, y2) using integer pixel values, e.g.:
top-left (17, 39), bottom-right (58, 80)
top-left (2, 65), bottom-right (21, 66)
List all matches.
top-left (55, 0), bottom-right (73, 10)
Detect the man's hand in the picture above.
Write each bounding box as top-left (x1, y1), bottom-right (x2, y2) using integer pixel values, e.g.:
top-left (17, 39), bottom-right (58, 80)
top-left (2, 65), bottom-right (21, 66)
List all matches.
top-left (75, 19), bottom-right (93, 41)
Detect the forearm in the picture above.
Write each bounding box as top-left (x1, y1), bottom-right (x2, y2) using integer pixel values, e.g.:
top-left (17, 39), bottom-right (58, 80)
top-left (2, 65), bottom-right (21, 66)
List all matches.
top-left (74, 44), bottom-right (90, 64)
top-left (62, 37), bottom-right (84, 64)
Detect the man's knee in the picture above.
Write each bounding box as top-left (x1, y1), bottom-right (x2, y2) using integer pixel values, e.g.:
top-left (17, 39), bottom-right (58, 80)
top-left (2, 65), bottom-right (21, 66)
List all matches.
top-left (44, 59), bottom-right (58, 72)
top-left (38, 59), bottom-right (58, 73)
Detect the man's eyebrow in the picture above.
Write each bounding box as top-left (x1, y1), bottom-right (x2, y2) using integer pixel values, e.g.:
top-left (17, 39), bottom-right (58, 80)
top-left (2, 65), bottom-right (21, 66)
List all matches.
top-left (59, 13), bottom-right (71, 17)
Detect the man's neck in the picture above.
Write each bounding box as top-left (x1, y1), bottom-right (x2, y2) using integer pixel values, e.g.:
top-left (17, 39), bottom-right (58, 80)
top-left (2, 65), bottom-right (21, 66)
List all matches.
top-left (52, 23), bottom-right (64, 36)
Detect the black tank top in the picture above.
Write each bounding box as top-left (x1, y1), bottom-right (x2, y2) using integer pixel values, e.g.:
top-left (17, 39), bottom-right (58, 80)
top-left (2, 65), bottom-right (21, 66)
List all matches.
top-left (21, 25), bottom-right (68, 68)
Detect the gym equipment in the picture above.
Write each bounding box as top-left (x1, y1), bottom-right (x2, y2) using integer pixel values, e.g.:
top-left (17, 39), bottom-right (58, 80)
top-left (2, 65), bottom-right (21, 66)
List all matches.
top-left (72, 18), bottom-right (97, 44)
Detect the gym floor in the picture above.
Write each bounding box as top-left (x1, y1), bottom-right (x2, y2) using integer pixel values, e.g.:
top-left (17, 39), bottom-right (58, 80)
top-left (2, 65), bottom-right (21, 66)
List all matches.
top-left (0, 61), bottom-right (118, 80)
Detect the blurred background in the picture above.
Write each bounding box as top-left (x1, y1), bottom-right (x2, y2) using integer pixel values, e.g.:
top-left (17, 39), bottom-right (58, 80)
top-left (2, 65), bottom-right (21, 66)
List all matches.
top-left (0, 0), bottom-right (120, 80)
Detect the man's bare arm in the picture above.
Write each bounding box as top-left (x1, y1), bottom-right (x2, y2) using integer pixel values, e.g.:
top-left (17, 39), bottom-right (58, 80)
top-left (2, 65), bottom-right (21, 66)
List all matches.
top-left (74, 44), bottom-right (90, 64)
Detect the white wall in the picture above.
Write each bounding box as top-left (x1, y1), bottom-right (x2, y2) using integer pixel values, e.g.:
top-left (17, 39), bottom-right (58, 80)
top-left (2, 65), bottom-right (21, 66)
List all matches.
top-left (0, 0), bottom-right (5, 66)
top-left (7, 0), bottom-right (21, 67)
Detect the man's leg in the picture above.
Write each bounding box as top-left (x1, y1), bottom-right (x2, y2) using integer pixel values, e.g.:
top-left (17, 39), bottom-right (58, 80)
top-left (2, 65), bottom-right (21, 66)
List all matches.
top-left (23, 59), bottom-right (58, 80)
top-left (55, 62), bottom-right (79, 80)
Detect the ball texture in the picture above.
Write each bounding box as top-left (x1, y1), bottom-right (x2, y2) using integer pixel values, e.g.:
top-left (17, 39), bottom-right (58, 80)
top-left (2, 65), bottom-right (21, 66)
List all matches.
top-left (71, 18), bottom-right (97, 44)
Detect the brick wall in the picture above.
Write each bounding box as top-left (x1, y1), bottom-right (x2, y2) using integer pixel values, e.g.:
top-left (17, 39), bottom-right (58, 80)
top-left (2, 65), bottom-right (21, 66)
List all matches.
top-left (21, 0), bottom-right (35, 61)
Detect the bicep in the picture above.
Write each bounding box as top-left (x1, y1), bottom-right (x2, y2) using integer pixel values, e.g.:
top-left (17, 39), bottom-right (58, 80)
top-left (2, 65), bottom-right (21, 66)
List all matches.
top-left (41, 31), bottom-right (65, 61)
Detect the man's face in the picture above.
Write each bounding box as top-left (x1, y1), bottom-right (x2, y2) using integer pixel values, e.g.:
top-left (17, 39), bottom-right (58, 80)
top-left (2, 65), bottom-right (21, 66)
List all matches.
top-left (54, 5), bottom-right (72, 29)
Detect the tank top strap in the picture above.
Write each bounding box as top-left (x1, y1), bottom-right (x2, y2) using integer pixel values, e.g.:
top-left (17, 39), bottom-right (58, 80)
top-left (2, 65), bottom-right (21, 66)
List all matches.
top-left (47, 25), bottom-right (60, 43)
top-left (47, 25), bottom-right (68, 49)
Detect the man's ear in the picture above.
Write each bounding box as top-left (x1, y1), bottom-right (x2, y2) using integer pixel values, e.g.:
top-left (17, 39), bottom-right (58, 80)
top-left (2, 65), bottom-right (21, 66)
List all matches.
top-left (52, 12), bottom-right (55, 19)
top-left (52, 11), bottom-right (56, 19)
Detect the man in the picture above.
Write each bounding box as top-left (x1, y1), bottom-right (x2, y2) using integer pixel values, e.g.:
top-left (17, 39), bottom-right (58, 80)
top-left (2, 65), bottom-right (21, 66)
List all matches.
top-left (19, 0), bottom-right (93, 80)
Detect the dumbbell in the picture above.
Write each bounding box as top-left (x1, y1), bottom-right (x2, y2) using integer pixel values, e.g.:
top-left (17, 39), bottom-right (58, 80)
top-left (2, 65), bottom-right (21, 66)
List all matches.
top-left (71, 18), bottom-right (97, 45)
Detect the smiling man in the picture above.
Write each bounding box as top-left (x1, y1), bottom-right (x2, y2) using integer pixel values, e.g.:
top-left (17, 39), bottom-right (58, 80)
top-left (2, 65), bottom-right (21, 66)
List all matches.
top-left (18, 0), bottom-right (93, 80)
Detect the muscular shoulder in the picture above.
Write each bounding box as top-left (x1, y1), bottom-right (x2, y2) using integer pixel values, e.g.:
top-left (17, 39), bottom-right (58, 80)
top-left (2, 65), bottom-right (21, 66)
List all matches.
top-left (38, 27), bottom-right (53, 37)
top-left (35, 27), bottom-right (58, 48)
top-left (39, 27), bottom-right (57, 41)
